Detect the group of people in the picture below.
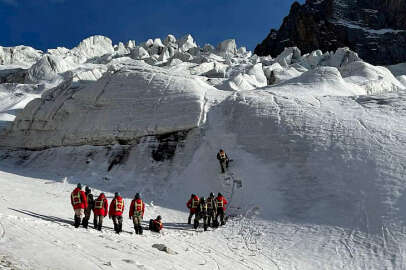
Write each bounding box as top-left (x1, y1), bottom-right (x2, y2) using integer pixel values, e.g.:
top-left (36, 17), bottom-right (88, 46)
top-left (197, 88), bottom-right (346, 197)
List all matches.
top-left (70, 184), bottom-right (163, 234)
top-left (70, 149), bottom-right (231, 234)
top-left (187, 192), bottom-right (228, 231)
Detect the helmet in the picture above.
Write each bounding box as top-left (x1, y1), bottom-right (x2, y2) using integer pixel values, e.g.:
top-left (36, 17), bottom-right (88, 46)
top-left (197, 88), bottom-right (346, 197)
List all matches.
top-left (135, 193), bottom-right (140, 199)
top-left (77, 183), bottom-right (82, 189)
top-left (114, 192), bottom-right (120, 197)
top-left (209, 192), bottom-right (214, 197)
top-left (219, 149), bottom-right (224, 152)
top-left (191, 194), bottom-right (195, 198)
top-left (200, 197), bottom-right (205, 202)
top-left (100, 193), bottom-right (105, 197)
top-left (218, 192), bottom-right (222, 197)
top-left (157, 215), bottom-right (162, 220)
top-left (85, 186), bottom-right (91, 193)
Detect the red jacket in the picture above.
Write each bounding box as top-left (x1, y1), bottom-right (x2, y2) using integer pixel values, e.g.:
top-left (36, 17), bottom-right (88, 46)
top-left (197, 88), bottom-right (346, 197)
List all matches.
top-left (109, 196), bottom-right (124, 217)
top-left (216, 196), bottom-right (228, 211)
top-left (186, 195), bottom-right (200, 214)
top-left (93, 194), bottom-right (108, 217)
top-left (153, 219), bottom-right (163, 231)
top-left (71, 188), bottom-right (88, 210)
top-left (129, 198), bottom-right (145, 218)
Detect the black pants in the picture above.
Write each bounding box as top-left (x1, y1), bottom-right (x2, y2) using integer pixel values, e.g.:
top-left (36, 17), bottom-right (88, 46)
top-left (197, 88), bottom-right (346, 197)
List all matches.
top-left (112, 216), bottom-right (123, 234)
top-left (82, 208), bottom-right (92, 228)
top-left (216, 208), bottom-right (226, 226)
top-left (219, 159), bottom-right (229, 173)
top-left (94, 215), bottom-right (104, 230)
top-left (194, 214), bottom-right (208, 231)
top-left (207, 210), bottom-right (216, 227)
top-left (188, 211), bottom-right (196, 224)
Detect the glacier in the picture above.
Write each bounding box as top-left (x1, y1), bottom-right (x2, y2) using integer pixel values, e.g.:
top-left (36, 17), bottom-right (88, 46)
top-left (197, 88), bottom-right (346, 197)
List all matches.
top-left (0, 34), bottom-right (406, 269)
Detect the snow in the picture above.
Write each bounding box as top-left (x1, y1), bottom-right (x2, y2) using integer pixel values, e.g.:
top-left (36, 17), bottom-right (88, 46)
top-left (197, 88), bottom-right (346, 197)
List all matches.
top-left (334, 19), bottom-right (406, 35)
top-left (1, 34), bottom-right (406, 269)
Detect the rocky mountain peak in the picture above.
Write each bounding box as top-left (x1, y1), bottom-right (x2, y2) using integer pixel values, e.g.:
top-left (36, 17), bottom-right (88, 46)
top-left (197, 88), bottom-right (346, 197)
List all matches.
top-left (255, 0), bottom-right (406, 65)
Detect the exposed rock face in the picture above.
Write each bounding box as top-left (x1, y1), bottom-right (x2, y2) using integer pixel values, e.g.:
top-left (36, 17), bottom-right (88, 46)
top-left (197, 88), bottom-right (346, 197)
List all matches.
top-left (255, 0), bottom-right (406, 65)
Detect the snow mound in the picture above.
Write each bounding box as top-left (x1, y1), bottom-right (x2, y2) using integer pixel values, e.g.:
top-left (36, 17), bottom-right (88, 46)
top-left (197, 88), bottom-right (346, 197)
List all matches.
top-left (340, 61), bottom-right (405, 94)
top-left (27, 55), bottom-right (72, 82)
top-left (1, 60), bottom-right (211, 149)
top-left (70, 35), bottom-right (114, 64)
top-left (270, 66), bottom-right (364, 96)
top-left (0, 46), bottom-right (43, 67)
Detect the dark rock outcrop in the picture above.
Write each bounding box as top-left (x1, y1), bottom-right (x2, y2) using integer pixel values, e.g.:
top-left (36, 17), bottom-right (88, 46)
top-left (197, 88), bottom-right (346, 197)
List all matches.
top-left (255, 0), bottom-right (406, 65)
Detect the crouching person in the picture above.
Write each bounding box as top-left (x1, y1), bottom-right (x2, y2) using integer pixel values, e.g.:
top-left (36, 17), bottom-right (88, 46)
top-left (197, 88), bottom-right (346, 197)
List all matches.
top-left (93, 193), bottom-right (108, 231)
top-left (149, 216), bottom-right (163, 233)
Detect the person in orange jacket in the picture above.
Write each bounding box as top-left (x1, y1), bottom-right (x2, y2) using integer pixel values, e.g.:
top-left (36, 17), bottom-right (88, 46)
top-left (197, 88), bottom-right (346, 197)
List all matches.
top-left (93, 193), bottom-right (108, 231)
top-left (149, 215), bottom-right (163, 233)
top-left (129, 193), bottom-right (145, 235)
top-left (186, 194), bottom-right (200, 224)
top-left (109, 192), bottom-right (124, 234)
top-left (215, 193), bottom-right (228, 226)
top-left (71, 183), bottom-right (88, 228)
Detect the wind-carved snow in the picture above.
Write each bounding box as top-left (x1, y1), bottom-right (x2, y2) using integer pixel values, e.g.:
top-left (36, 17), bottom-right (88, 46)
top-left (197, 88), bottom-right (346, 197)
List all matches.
top-left (1, 33), bottom-right (406, 269)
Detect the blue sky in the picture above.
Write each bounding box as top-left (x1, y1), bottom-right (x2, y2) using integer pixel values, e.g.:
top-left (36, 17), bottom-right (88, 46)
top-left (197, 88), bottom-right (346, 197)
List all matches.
top-left (0, 0), bottom-right (304, 51)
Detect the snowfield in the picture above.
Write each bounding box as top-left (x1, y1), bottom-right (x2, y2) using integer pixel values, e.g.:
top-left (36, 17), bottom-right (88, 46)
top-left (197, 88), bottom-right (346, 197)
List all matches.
top-left (0, 34), bottom-right (406, 269)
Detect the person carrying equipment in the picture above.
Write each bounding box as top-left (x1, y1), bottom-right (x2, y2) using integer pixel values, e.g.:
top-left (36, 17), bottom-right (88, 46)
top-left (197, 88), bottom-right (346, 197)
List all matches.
top-left (194, 197), bottom-right (208, 231)
top-left (129, 193), bottom-right (145, 235)
top-left (216, 149), bottom-right (229, 173)
top-left (82, 186), bottom-right (94, 229)
top-left (71, 183), bottom-right (88, 228)
top-left (149, 215), bottom-right (163, 233)
top-left (215, 192), bottom-right (228, 226)
top-left (109, 192), bottom-right (124, 234)
top-left (206, 192), bottom-right (217, 227)
top-left (93, 193), bottom-right (108, 231)
top-left (186, 194), bottom-right (200, 224)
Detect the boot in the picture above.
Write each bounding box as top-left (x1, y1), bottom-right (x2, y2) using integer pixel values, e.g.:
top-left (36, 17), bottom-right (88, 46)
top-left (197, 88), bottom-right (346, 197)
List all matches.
top-left (204, 224), bottom-right (208, 231)
top-left (97, 224), bottom-right (102, 231)
top-left (139, 225), bottom-right (143, 235)
top-left (134, 226), bottom-right (139, 234)
top-left (119, 223), bottom-right (123, 233)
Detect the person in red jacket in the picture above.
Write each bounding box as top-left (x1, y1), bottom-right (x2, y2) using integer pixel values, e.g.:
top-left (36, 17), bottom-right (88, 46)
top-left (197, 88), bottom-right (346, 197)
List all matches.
top-left (109, 192), bottom-right (124, 234)
top-left (149, 215), bottom-right (163, 233)
top-left (71, 183), bottom-right (88, 228)
top-left (186, 194), bottom-right (200, 224)
top-left (129, 193), bottom-right (145, 235)
top-left (215, 193), bottom-right (228, 226)
top-left (93, 193), bottom-right (108, 231)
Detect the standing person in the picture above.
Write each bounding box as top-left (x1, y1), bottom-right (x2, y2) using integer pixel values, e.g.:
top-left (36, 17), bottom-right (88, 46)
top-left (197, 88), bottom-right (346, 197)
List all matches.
top-left (216, 149), bottom-right (229, 173)
top-left (215, 193), bottom-right (228, 226)
top-left (206, 192), bottom-right (217, 227)
top-left (109, 192), bottom-right (124, 234)
top-left (93, 193), bottom-right (108, 231)
top-left (82, 186), bottom-right (94, 229)
top-left (194, 197), bottom-right (208, 231)
top-left (149, 215), bottom-right (163, 233)
top-left (70, 183), bottom-right (88, 228)
top-left (129, 193), bottom-right (145, 235)
top-left (186, 194), bottom-right (200, 224)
